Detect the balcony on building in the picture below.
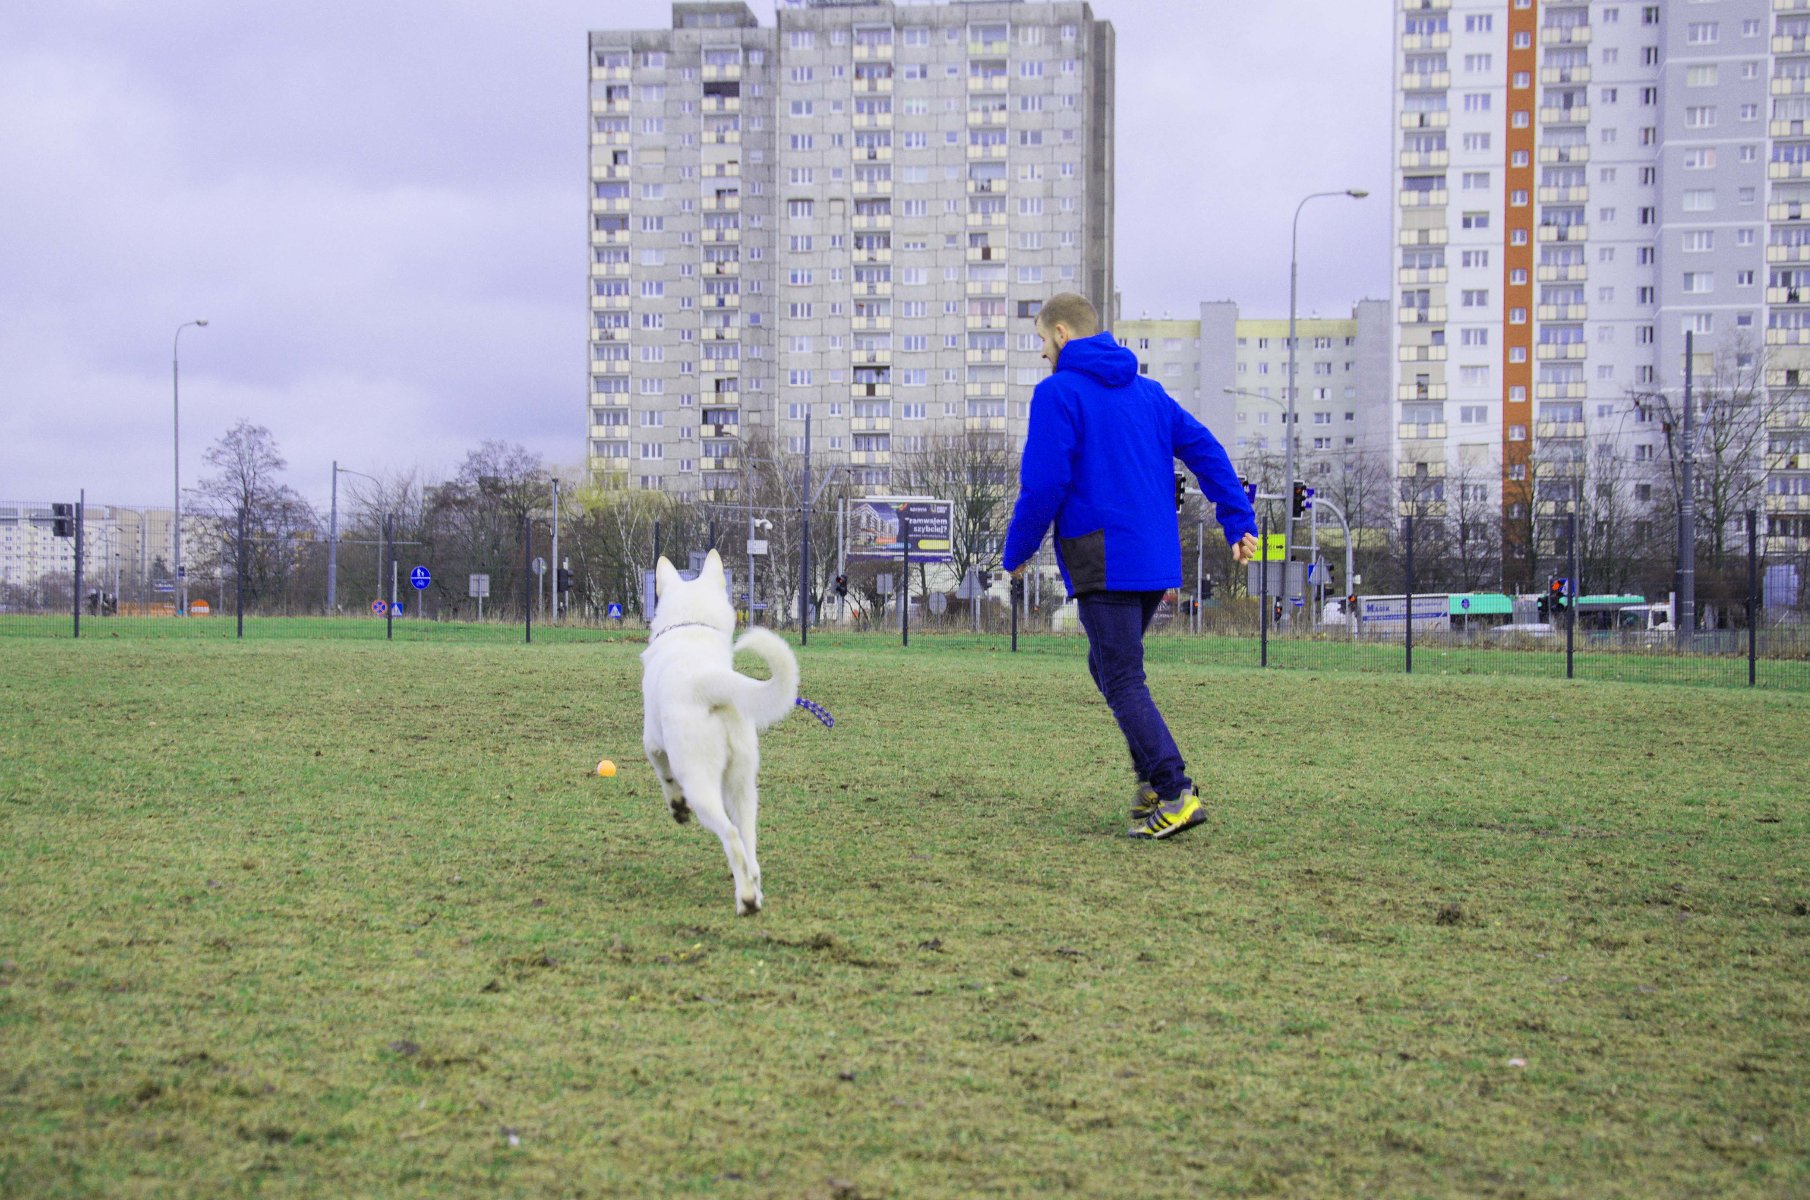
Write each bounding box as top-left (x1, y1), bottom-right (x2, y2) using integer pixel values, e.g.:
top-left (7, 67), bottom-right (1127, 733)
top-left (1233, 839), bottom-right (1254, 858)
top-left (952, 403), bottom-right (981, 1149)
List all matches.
top-left (967, 59), bottom-right (1008, 92)
top-left (1540, 19), bottom-right (1591, 46)
top-left (1400, 30), bottom-right (1452, 53)
top-left (1400, 147), bottom-right (1450, 170)
top-left (1398, 381), bottom-right (1447, 403)
top-left (853, 25), bottom-right (894, 60)
top-left (1399, 108), bottom-right (1450, 130)
top-left (1539, 102), bottom-right (1589, 126)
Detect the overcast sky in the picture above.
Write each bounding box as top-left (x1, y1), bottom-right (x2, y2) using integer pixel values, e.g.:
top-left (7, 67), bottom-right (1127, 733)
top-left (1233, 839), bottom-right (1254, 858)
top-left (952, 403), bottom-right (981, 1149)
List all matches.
top-left (0, 0), bottom-right (1390, 511)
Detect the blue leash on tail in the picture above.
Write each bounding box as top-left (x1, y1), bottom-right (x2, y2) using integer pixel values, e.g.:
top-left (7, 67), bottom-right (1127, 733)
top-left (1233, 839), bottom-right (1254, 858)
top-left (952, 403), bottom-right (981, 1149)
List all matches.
top-left (794, 697), bottom-right (834, 728)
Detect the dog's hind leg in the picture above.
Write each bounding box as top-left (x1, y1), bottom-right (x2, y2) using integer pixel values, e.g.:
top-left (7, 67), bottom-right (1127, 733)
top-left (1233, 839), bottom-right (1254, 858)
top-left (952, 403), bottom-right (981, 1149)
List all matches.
top-left (646, 747), bottom-right (691, 824)
top-left (723, 734), bottom-right (762, 913)
top-left (670, 761), bottom-right (759, 916)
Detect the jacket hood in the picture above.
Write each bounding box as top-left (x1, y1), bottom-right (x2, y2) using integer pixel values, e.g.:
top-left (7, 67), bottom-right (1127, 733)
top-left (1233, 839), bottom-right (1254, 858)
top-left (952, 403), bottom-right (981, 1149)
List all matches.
top-left (1057, 330), bottom-right (1138, 388)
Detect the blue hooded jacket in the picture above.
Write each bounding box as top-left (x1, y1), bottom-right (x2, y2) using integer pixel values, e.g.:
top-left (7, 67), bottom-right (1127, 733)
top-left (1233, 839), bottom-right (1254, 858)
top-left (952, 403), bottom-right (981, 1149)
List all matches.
top-left (1001, 330), bottom-right (1258, 597)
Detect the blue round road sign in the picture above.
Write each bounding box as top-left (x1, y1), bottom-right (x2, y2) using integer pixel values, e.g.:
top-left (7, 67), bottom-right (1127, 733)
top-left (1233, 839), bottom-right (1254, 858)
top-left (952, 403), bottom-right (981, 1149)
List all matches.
top-left (372, 599), bottom-right (387, 615)
top-left (410, 566), bottom-right (431, 590)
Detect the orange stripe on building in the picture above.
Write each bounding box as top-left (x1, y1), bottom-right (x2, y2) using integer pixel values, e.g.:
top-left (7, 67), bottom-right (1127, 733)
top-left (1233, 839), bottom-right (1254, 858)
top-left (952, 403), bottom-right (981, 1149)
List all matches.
top-left (1502, 0), bottom-right (1538, 567)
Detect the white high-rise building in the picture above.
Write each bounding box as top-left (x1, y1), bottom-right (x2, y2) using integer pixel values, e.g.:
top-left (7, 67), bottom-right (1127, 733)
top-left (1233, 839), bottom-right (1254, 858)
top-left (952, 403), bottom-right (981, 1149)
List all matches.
top-left (1393, 0), bottom-right (1810, 579)
top-left (587, 0), bottom-right (1116, 501)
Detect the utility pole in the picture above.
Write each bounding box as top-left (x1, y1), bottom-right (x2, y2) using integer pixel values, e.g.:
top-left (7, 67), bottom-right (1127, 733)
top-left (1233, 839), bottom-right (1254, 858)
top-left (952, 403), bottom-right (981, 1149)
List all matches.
top-left (1679, 330), bottom-right (1697, 649)
top-left (550, 476), bottom-right (561, 621)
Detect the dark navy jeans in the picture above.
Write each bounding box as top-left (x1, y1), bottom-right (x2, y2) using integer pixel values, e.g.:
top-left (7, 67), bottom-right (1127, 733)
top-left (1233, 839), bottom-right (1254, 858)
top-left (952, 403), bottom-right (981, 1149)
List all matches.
top-left (1076, 591), bottom-right (1190, 801)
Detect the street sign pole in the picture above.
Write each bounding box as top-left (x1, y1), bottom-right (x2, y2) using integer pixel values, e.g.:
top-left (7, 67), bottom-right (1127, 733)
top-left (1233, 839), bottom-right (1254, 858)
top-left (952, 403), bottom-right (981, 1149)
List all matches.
top-left (901, 514), bottom-right (910, 648)
top-left (384, 513), bottom-right (394, 641)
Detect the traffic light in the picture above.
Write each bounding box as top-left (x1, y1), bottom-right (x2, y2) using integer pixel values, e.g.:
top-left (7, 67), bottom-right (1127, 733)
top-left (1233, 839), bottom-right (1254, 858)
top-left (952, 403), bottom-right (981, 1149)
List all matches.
top-left (1549, 577), bottom-right (1569, 616)
top-left (556, 567), bottom-right (573, 592)
top-left (1239, 476), bottom-right (1257, 504)
top-left (834, 574), bottom-right (849, 598)
top-left (1174, 473), bottom-right (1187, 511)
top-left (1291, 481), bottom-right (1314, 518)
top-left (1200, 574), bottom-right (1215, 600)
top-left (51, 502), bottom-right (73, 538)
top-left (1346, 592), bottom-right (1357, 614)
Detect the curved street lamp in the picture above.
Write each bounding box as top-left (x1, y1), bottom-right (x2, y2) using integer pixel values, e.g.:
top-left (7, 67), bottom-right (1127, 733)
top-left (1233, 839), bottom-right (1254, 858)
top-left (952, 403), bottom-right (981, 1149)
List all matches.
top-left (1282, 190), bottom-right (1366, 624)
top-left (328, 462), bottom-right (381, 612)
top-left (173, 319), bottom-right (208, 615)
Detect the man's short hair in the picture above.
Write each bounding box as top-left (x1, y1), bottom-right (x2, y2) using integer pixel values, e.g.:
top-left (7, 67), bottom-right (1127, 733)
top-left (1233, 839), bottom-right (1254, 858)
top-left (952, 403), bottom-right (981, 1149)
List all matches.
top-left (1036, 292), bottom-right (1100, 338)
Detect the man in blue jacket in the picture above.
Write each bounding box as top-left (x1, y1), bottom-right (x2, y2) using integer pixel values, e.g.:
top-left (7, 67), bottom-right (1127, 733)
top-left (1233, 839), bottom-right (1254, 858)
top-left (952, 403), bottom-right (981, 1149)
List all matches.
top-left (1003, 293), bottom-right (1260, 840)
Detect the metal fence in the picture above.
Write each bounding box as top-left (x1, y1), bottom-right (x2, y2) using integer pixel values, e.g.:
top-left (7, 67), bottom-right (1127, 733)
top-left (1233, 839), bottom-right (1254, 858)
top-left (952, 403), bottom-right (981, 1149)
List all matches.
top-left (6, 497), bottom-right (1805, 692)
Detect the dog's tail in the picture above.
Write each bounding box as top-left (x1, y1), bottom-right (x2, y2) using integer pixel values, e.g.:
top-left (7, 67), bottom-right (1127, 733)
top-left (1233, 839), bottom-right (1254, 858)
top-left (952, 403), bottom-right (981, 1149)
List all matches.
top-left (718, 627), bottom-right (799, 730)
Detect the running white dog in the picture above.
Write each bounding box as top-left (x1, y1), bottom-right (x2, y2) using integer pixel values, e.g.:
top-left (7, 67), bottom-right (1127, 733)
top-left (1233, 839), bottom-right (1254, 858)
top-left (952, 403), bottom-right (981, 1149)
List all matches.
top-left (641, 550), bottom-right (798, 915)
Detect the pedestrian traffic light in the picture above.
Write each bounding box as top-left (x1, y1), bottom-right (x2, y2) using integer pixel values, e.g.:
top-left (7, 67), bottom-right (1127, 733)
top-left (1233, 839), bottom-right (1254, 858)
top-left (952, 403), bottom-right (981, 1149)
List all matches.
top-left (1291, 481), bottom-right (1314, 518)
top-left (834, 573), bottom-right (849, 598)
top-left (556, 567), bottom-right (573, 592)
top-left (1174, 473), bottom-right (1187, 511)
top-left (51, 502), bottom-right (73, 538)
top-left (1201, 574), bottom-right (1215, 600)
top-left (1273, 597), bottom-right (1283, 622)
top-left (1549, 577), bottom-right (1569, 615)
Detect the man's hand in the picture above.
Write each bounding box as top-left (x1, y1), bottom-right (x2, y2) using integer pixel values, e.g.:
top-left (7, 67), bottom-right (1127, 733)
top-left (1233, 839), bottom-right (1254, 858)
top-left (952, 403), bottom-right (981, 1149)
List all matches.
top-left (1231, 533), bottom-right (1260, 565)
top-left (1010, 563), bottom-right (1027, 579)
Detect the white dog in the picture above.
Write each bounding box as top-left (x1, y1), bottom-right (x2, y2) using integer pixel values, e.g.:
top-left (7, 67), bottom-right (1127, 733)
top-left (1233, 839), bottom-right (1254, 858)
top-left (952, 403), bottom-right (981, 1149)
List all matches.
top-left (641, 550), bottom-right (798, 916)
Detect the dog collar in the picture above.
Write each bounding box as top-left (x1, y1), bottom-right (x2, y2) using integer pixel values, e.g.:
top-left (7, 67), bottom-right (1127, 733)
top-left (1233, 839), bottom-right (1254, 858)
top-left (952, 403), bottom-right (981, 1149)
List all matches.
top-left (649, 621), bottom-right (732, 643)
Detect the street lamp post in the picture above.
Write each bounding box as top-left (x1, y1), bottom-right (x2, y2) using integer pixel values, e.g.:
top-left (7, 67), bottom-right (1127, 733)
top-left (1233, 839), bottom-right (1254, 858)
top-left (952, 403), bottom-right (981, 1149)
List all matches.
top-left (173, 319), bottom-right (208, 614)
top-left (328, 462), bottom-right (380, 613)
top-left (1284, 190), bottom-right (1366, 624)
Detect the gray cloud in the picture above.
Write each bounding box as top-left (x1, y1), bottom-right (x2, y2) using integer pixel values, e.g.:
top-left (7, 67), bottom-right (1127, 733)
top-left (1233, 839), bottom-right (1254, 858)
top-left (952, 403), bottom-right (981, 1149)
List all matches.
top-left (0, 0), bottom-right (1389, 510)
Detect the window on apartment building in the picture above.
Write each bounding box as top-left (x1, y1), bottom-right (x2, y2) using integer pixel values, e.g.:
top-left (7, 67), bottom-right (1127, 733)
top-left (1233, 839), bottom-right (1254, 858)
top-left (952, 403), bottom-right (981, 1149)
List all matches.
top-left (1462, 171), bottom-right (1490, 189)
top-left (1461, 211), bottom-right (1490, 229)
top-left (1465, 14), bottom-right (1492, 32)
top-left (1461, 132), bottom-right (1491, 151)
top-left (1686, 22), bottom-right (1717, 44)
top-left (1463, 93), bottom-right (1491, 112)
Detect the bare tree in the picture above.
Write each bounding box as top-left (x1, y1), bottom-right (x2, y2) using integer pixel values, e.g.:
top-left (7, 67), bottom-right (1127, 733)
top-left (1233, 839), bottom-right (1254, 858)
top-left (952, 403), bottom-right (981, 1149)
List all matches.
top-left (424, 441), bottom-right (547, 617)
top-left (1629, 341), bottom-right (1807, 621)
top-left (186, 421), bottom-right (318, 610)
top-left (893, 429), bottom-right (1018, 588)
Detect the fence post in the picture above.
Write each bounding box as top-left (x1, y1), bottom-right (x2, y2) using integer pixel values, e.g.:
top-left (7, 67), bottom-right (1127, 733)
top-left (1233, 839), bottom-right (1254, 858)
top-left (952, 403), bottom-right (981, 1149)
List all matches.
top-left (73, 491), bottom-right (85, 639)
top-left (1566, 512), bottom-right (1578, 680)
top-left (900, 514), bottom-right (910, 648)
top-left (1747, 508), bottom-right (1758, 687)
top-left (1403, 514), bottom-right (1414, 676)
top-left (384, 513), bottom-right (394, 641)
top-left (523, 514), bottom-right (533, 645)
top-left (1259, 511), bottom-right (1269, 668)
top-left (236, 505), bottom-right (246, 639)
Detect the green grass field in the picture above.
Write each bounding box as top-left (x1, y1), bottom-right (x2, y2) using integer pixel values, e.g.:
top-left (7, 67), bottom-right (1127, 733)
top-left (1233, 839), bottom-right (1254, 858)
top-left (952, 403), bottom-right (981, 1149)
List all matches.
top-left (2, 633), bottom-right (1806, 1198)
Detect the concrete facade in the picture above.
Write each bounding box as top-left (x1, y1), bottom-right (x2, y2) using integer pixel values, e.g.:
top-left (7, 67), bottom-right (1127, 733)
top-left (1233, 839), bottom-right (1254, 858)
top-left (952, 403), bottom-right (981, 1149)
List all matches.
top-left (587, 0), bottom-right (1115, 500)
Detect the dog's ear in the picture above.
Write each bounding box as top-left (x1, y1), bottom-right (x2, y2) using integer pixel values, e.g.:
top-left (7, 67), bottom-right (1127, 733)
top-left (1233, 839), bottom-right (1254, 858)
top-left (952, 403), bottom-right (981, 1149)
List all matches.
top-left (700, 549), bottom-right (725, 586)
top-left (654, 556), bottom-right (679, 598)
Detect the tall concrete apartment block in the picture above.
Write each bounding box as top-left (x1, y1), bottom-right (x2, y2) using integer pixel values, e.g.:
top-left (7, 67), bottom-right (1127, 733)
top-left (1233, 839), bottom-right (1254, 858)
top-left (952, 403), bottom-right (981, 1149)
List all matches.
top-left (1393, 0), bottom-right (1810, 567)
top-left (587, 0), bottom-right (1115, 500)
top-left (1119, 300), bottom-right (1394, 483)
